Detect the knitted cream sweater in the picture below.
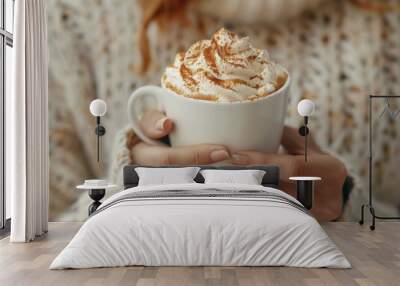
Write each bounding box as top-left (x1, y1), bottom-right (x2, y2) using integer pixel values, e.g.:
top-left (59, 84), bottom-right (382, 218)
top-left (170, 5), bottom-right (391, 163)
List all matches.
top-left (47, 0), bottom-right (400, 220)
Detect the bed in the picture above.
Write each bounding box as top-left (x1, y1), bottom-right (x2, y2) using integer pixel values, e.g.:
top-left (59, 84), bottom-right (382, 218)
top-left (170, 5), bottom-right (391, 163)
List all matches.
top-left (50, 165), bottom-right (350, 269)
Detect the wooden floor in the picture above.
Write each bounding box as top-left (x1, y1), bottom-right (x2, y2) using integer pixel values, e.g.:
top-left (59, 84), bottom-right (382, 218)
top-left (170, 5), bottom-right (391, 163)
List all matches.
top-left (0, 222), bottom-right (399, 286)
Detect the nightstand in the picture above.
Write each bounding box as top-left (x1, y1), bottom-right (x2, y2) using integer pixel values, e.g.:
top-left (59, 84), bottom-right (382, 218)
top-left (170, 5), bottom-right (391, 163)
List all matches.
top-left (76, 181), bottom-right (117, 216)
top-left (289, 177), bottom-right (321, 210)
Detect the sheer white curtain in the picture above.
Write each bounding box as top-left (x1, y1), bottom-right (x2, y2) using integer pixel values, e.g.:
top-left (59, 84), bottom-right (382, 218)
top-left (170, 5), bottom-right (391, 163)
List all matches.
top-left (7, 0), bottom-right (49, 242)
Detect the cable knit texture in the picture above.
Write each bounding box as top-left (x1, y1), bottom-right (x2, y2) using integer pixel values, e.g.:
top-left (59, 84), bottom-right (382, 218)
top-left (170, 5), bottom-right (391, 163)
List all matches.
top-left (47, 0), bottom-right (400, 220)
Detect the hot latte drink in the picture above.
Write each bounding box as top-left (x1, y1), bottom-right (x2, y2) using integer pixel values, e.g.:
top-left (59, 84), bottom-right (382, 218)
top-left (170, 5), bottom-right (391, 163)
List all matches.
top-left (161, 28), bottom-right (287, 103)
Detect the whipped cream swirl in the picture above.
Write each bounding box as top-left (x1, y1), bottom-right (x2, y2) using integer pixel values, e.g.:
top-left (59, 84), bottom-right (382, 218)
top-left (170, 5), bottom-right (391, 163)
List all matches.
top-left (161, 28), bottom-right (287, 102)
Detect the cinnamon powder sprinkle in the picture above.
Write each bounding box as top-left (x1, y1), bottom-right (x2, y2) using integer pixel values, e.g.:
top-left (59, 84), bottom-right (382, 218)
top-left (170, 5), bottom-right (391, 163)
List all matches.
top-left (163, 80), bottom-right (187, 97)
top-left (203, 46), bottom-right (220, 75)
top-left (250, 75), bottom-right (262, 80)
top-left (185, 42), bottom-right (202, 64)
top-left (180, 64), bottom-right (197, 91)
top-left (190, 94), bottom-right (219, 101)
top-left (204, 72), bottom-right (248, 91)
top-left (211, 38), bottom-right (246, 69)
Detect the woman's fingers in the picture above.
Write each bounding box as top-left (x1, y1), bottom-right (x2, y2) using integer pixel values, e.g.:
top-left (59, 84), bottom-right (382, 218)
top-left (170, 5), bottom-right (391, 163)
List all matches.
top-left (132, 142), bottom-right (230, 165)
top-left (139, 110), bottom-right (174, 139)
top-left (231, 151), bottom-right (284, 165)
top-left (231, 151), bottom-right (300, 179)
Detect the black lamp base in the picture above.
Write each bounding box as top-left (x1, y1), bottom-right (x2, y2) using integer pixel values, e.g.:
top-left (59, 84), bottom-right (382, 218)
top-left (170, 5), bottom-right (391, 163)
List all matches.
top-left (296, 181), bottom-right (314, 210)
top-left (88, 189), bottom-right (105, 216)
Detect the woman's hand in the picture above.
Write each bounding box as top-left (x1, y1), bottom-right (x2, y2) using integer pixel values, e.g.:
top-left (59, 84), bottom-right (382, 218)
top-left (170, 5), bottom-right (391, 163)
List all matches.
top-left (130, 110), bottom-right (230, 165)
top-left (130, 114), bottom-right (347, 221)
top-left (231, 126), bottom-right (348, 221)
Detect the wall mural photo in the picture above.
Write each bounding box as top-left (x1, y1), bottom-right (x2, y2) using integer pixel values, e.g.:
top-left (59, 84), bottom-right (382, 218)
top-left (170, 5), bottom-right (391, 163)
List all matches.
top-left (47, 0), bottom-right (400, 221)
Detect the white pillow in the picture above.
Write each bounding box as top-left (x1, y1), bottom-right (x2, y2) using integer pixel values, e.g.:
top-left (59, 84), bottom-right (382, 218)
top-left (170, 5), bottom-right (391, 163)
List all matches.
top-left (200, 169), bottom-right (266, 185)
top-left (135, 167), bottom-right (201, 186)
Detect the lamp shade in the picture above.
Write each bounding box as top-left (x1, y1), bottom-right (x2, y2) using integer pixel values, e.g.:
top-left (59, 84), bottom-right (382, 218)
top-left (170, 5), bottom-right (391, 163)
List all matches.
top-left (297, 99), bottom-right (315, 117)
top-left (90, 99), bottom-right (107, 117)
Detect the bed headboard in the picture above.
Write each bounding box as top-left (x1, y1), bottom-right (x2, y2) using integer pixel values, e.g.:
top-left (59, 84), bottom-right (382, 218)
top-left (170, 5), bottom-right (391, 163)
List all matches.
top-left (123, 165), bottom-right (280, 189)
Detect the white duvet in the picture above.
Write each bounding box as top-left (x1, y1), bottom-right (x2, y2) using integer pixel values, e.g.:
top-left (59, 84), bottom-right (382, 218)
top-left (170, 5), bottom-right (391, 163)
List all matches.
top-left (50, 183), bottom-right (350, 269)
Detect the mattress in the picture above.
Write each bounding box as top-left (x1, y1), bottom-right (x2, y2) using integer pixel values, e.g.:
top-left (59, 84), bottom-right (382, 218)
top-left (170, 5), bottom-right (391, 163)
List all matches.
top-left (50, 183), bottom-right (350, 269)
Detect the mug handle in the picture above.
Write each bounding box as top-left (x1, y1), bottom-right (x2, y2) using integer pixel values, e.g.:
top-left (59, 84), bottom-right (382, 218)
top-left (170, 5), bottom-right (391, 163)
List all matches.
top-left (127, 85), bottom-right (167, 146)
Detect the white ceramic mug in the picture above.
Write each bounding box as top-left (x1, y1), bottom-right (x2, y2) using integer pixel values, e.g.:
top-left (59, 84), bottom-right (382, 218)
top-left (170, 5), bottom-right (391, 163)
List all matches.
top-left (128, 75), bottom-right (290, 153)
